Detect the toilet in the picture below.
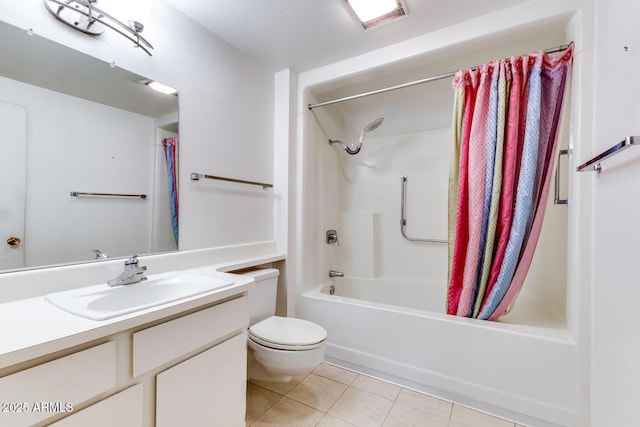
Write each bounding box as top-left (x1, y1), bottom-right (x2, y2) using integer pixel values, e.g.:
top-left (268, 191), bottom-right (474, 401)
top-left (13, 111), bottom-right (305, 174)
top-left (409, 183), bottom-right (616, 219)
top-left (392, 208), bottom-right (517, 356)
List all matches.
top-left (242, 268), bottom-right (327, 382)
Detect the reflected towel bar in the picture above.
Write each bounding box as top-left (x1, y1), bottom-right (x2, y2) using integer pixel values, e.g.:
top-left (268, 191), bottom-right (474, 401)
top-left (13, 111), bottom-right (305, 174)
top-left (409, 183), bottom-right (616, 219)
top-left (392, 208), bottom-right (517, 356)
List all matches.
top-left (577, 136), bottom-right (639, 173)
top-left (190, 173), bottom-right (273, 189)
top-left (400, 176), bottom-right (447, 244)
top-left (70, 192), bottom-right (147, 199)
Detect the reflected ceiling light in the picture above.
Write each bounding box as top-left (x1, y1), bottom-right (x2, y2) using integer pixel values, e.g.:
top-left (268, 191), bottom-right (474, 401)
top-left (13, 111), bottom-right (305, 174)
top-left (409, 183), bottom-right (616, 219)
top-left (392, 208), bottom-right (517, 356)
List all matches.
top-left (346, 0), bottom-right (407, 29)
top-left (147, 82), bottom-right (178, 96)
top-left (43, 0), bottom-right (154, 56)
top-left (136, 78), bottom-right (178, 96)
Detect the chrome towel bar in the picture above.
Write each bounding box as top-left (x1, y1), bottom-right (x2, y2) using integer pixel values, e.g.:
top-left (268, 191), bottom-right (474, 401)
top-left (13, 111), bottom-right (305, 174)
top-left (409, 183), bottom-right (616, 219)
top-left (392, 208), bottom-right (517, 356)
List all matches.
top-left (400, 176), bottom-right (447, 244)
top-left (577, 135), bottom-right (639, 173)
top-left (70, 191), bottom-right (147, 199)
top-left (190, 173), bottom-right (273, 189)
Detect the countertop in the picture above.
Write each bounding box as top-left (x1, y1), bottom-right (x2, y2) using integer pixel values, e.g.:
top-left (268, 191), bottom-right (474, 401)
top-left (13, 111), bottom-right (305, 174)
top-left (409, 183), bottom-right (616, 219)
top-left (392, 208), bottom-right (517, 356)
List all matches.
top-left (0, 253), bottom-right (284, 371)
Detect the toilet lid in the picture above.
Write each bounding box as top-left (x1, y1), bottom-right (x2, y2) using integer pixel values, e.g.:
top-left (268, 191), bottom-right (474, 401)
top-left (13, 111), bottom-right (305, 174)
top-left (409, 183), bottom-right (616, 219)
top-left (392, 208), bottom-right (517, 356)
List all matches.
top-left (249, 316), bottom-right (327, 350)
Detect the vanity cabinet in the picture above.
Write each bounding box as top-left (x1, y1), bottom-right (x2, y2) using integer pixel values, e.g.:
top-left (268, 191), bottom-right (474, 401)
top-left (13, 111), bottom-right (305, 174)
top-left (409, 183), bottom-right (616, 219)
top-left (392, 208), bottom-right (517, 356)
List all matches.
top-left (0, 294), bottom-right (248, 427)
top-left (132, 296), bottom-right (247, 377)
top-left (156, 333), bottom-right (246, 426)
top-left (134, 295), bottom-right (248, 426)
top-left (0, 341), bottom-right (117, 426)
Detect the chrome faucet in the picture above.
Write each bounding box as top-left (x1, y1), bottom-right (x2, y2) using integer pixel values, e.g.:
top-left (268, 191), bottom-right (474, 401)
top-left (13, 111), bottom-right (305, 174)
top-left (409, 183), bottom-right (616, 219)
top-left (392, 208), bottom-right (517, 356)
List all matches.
top-left (329, 270), bottom-right (344, 278)
top-left (107, 255), bottom-right (147, 287)
top-left (92, 249), bottom-right (109, 260)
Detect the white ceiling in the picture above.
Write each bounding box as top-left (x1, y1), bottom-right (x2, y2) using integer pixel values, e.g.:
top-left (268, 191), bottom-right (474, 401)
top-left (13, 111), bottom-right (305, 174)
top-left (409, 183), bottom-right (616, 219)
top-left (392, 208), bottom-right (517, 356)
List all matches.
top-left (164, 0), bottom-right (529, 72)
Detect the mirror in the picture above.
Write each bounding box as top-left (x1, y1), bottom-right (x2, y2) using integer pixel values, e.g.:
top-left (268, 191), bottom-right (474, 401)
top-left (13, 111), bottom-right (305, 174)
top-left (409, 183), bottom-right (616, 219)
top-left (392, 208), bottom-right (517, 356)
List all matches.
top-left (0, 20), bottom-right (179, 272)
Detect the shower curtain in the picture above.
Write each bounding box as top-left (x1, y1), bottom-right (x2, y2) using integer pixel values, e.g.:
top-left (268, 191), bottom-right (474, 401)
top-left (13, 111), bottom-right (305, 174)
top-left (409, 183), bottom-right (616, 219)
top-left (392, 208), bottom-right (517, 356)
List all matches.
top-left (446, 45), bottom-right (573, 320)
top-left (163, 136), bottom-right (179, 247)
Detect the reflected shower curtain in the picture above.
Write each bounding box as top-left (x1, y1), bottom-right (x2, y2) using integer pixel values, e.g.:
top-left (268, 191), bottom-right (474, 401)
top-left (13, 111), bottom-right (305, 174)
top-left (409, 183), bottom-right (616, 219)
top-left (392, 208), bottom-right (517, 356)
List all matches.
top-left (163, 136), bottom-right (179, 246)
top-left (446, 45), bottom-right (573, 320)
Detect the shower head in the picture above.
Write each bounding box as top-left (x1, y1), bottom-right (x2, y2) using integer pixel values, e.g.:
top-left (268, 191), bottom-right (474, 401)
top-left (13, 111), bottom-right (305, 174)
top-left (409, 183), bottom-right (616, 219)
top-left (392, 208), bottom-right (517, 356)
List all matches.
top-left (329, 117), bottom-right (384, 155)
top-left (363, 117), bottom-right (384, 135)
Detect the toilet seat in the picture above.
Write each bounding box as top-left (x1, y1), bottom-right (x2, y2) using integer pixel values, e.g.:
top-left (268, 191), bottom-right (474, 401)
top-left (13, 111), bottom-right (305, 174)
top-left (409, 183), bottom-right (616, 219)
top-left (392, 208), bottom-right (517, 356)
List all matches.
top-left (249, 316), bottom-right (327, 351)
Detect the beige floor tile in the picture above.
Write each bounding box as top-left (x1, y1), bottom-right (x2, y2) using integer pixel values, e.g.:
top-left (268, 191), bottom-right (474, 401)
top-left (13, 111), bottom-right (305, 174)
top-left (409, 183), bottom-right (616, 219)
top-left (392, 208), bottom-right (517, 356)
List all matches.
top-left (313, 363), bottom-right (358, 385)
top-left (286, 373), bottom-right (348, 412)
top-left (351, 375), bottom-right (401, 401)
top-left (246, 383), bottom-right (282, 425)
top-left (328, 387), bottom-right (393, 427)
top-left (250, 374), bottom-right (307, 395)
top-left (383, 401), bottom-right (449, 427)
top-left (394, 388), bottom-right (452, 419)
top-left (449, 405), bottom-right (515, 427)
top-left (317, 414), bottom-right (358, 426)
top-left (252, 397), bottom-right (324, 427)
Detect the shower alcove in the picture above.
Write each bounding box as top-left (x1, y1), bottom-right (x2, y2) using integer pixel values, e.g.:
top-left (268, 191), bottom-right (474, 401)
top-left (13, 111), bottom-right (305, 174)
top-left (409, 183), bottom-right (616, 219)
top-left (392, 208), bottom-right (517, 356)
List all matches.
top-left (293, 8), bottom-right (586, 427)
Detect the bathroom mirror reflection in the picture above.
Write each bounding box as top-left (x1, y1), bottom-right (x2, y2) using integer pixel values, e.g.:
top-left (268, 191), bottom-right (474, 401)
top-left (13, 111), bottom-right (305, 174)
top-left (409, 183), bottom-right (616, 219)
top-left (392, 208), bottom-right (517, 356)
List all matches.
top-left (0, 20), bottom-right (179, 272)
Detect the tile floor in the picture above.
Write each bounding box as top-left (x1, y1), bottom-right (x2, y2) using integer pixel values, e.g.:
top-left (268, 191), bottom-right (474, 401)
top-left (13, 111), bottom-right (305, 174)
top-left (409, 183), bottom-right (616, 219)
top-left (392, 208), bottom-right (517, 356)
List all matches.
top-left (246, 363), bottom-right (526, 427)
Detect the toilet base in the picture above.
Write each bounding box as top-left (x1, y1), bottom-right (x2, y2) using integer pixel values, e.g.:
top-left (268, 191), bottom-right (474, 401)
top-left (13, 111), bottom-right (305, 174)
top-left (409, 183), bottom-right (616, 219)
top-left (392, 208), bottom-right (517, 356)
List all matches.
top-left (247, 346), bottom-right (293, 382)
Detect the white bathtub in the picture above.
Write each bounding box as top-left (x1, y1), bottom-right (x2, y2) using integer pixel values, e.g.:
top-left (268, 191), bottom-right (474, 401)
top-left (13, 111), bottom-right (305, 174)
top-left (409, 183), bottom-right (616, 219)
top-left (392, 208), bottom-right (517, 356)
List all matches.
top-left (300, 277), bottom-right (576, 426)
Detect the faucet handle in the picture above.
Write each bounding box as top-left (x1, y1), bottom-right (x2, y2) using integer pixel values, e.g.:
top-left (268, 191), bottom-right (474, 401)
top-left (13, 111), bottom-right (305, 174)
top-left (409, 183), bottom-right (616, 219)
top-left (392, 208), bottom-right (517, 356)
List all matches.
top-left (125, 255), bottom-right (140, 265)
top-left (326, 230), bottom-right (339, 245)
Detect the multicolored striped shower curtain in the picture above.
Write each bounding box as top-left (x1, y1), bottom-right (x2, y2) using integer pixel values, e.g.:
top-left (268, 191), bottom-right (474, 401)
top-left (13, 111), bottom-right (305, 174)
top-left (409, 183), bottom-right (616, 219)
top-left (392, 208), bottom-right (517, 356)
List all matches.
top-left (446, 45), bottom-right (573, 320)
top-left (163, 136), bottom-right (179, 247)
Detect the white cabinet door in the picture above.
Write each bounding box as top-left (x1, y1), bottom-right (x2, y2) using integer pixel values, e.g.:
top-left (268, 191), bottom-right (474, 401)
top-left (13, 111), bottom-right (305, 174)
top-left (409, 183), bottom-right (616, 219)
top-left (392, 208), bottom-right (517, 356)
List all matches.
top-left (0, 101), bottom-right (26, 269)
top-left (156, 333), bottom-right (247, 427)
top-left (47, 384), bottom-right (143, 427)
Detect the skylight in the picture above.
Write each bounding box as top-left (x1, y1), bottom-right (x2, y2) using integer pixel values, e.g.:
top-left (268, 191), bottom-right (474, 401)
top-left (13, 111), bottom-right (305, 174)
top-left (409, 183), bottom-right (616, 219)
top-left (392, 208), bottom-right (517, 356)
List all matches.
top-left (346, 0), bottom-right (406, 29)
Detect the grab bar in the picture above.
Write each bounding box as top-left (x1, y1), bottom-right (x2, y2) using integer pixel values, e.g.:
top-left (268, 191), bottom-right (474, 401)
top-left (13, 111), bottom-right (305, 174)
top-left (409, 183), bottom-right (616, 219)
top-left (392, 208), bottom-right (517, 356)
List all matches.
top-left (577, 135), bottom-right (639, 173)
top-left (190, 173), bottom-right (273, 189)
top-left (400, 176), bottom-right (447, 244)
top-left (554, 149), bottom-right (570, 205)
top-left (70, 191), bottom-right (147, 199)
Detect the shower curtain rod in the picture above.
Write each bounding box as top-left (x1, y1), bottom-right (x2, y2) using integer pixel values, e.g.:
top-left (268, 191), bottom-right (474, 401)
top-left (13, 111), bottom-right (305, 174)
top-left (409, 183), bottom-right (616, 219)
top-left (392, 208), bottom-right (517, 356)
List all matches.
top-left (307, 42), bottom-right (573, 110)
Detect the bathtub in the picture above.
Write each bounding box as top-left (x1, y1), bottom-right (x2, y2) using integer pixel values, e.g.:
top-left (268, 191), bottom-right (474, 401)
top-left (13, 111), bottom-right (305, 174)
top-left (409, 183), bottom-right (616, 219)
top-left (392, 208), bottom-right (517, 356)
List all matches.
top-left (300, 277), bottom-right (576, 426)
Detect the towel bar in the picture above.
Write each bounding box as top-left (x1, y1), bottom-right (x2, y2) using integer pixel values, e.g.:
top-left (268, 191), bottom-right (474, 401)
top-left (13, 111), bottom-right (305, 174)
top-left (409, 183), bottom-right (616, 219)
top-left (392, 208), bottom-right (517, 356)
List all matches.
top-left (577, 136), bottom-right (639, 173)
top-left (190, 173), bottom-right (273, 189)
top-left (70, 192), bottom-right (147, 199)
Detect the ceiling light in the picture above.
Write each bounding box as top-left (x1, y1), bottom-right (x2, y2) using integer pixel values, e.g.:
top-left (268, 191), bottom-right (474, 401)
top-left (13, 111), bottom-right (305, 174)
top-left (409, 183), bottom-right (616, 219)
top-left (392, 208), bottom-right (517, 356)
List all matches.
top-left (346, 0), bottom-right (406, 29)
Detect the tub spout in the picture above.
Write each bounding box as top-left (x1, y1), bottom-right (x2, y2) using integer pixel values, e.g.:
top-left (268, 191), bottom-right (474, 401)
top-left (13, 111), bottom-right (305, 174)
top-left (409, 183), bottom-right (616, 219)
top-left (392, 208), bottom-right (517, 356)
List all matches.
top-left (329, 270), bottom-right (344, 278)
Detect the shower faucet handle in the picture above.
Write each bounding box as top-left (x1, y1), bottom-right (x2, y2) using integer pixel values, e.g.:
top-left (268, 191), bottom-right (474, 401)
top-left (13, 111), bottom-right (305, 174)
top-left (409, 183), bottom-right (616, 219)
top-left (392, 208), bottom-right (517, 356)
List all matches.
top-left (326, 230), bottom-right (339, 245)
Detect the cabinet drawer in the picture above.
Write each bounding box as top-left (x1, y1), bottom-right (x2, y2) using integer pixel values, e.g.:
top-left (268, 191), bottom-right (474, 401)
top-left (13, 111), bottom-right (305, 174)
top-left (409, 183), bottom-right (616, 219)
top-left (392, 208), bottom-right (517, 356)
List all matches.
top-left (133, 295), bottom-right (247, 376)
top-left (0, 341), bottom-right (117, 426)
top-left (48, 384), bottom-right (143, 427)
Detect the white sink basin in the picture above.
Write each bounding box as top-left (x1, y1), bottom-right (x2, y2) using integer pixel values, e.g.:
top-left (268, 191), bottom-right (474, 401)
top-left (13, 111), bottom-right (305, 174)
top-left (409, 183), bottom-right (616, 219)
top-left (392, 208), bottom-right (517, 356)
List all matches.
top-left (45, 271), bottom-right (234, 320)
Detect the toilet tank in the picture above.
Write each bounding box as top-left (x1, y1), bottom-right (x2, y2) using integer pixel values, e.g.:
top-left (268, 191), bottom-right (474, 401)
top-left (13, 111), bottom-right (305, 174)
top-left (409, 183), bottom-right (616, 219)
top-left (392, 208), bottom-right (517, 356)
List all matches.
top-left (241, 268), bottom-right (280, 326)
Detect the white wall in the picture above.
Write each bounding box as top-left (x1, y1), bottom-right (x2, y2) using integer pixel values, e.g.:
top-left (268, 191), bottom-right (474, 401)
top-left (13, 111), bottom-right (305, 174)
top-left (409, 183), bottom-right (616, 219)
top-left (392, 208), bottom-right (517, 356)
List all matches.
top-left (590, 0), bottom-right (640, 424)
top-left (0, 0), bottom-right (275, 253)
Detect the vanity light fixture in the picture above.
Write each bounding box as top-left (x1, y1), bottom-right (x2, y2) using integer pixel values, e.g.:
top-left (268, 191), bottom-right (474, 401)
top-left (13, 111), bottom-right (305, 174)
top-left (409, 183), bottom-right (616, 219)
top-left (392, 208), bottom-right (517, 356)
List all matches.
top-left (43, 0), bottom-right (154, 56)
top-left (346, 0), bottom-right (407, 29)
